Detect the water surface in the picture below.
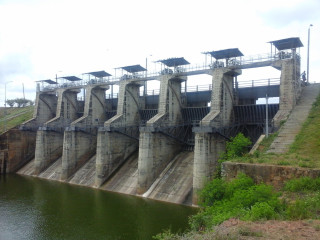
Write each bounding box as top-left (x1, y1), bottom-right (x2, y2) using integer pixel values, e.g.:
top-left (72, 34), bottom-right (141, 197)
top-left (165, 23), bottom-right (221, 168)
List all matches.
top-left (0, 175), bottom-right (197, 240)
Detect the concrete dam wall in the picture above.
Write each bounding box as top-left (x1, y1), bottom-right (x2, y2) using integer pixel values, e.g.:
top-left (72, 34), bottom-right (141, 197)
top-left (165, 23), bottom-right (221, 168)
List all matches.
top-left (1, 43), bottom-right (305, 205)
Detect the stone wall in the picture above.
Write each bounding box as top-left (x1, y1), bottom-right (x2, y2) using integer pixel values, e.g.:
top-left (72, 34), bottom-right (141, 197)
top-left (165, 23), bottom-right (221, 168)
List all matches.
top-left (222, 162), bottom-right (320, 190)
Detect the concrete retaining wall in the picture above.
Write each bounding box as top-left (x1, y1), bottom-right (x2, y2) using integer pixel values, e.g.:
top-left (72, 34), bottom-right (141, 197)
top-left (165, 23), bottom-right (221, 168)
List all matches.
top-left (222, 162), bottom-right (320, 190)
top-left (0, 129), bottom-right (36, 173)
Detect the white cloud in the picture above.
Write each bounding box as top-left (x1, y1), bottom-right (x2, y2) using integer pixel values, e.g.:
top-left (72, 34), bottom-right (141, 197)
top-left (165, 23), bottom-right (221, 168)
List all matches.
top-left (0, 0), bottom-right (319, 104)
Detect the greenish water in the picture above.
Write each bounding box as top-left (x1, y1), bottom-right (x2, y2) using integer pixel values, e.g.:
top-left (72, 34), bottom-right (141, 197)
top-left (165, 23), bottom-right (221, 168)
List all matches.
top-left (0, 174), bottom-right (197, 240)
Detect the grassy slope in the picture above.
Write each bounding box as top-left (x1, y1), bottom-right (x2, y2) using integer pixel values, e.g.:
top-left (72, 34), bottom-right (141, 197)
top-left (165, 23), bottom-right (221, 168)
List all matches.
top-left (0, 106), bottom-right (34, 134)
top-left (229, 93), bottom-right (320, 168)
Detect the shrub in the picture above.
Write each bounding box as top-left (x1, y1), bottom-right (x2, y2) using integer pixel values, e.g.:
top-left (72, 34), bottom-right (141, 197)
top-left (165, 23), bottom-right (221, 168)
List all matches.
top-left (199, 178), bottom-right (226, 207)
top-left (284, 177), bottom-right (320, 192)
top-left (224, 173), bottom-right (254, 198)
top-left (225, 133), bottom-right (252, 159)
top-left (190, 174), bottom-right (282, 230)
top-left (215, 133), bottom-right (252, 177)
top-left (286, 193), bottom-right (320, 220)
top-left (153, 229), bottom-right (178, 240)
top-left (231, 184), bottom-right (280, 209)
top-left (245, 202), bottom-right (277, 221)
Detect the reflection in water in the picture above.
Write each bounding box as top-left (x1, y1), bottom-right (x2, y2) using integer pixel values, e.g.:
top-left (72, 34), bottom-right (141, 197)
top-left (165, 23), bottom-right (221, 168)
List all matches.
top-left (0, 175), bottom-right (197, 240)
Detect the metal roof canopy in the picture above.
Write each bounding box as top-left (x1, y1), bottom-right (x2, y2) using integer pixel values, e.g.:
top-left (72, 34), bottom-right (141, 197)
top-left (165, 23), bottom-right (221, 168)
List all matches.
top-left (85, 70), bottom-right (112, 78)
top-left (120, 65), bottom-right (146, 73)
top-left (157, 57), bottom-right (190, 67)
top-left (60, 76), bottom-right (82, 81)
top-left (36, 79), bottom-right (57, 84)
top-left (269, 37), bottom-right (303, 51)
top-left (206, 48), bottom-right (244, 60)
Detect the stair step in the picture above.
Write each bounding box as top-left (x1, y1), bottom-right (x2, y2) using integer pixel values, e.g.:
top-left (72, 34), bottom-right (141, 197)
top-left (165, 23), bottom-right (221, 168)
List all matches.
top-left (268, 84), bottom-right (320, 154)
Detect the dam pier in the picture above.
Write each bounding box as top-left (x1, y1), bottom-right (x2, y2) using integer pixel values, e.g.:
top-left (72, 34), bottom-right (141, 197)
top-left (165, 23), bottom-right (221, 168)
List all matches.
top-left (0, 37), bottom-right (305, 205)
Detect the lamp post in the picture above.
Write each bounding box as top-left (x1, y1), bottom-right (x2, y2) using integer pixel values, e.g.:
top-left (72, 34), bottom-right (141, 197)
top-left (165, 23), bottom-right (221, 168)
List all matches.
top-left (266, 94), bottom-right (269, 138)
top-left (307, 24), bottom-right (313, 83)
top-left (55, 70), bottom-right (63, 83)
top-left (145, 54), bottom-right (152, 96)
top-left (4, 81), bottom-right (13, 132)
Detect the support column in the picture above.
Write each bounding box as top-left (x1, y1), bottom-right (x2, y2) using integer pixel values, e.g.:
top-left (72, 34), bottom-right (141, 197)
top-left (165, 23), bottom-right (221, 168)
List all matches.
top-left (137, 75), bottom-right (186, 194)
top-left (61, 85), bottom-right (108, 180)
top-left (193, 68), bottom-right (241, 204)
top-left (95, 80), bottom-right (141, 187)
top-left (21, 91), bottom-right (58, 130)
top-left (2, 91), bottom-right (58, 174)
top-left (272, 57), bottom-right (301, 128)
top-left (34, 88), bottom-right (80, 175)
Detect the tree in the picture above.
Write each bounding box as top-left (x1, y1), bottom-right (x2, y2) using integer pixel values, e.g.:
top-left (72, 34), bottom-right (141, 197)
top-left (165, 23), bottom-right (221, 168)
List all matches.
top-left (5, 99), bottom-right (15, 107)
top-left (6, 98), bottom-right (33, 107)
top-left (14, 98), bottom-right (29, 107)
top-left (27, 100), bottom-right (34, 106)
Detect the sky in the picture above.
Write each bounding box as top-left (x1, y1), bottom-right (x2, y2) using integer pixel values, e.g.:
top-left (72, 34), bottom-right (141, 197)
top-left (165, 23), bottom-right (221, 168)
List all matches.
top-left (0, 0), bottom-right (319, 105)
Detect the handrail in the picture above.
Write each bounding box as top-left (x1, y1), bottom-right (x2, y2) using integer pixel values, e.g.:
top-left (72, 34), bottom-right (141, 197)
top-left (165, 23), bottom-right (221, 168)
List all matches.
top-left (38, 50), bottom-right (294, 92)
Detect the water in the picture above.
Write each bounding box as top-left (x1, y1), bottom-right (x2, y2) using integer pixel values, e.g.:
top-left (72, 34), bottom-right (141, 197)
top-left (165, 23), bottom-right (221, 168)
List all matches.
top-left (0, 175), bottom-right (197, 240)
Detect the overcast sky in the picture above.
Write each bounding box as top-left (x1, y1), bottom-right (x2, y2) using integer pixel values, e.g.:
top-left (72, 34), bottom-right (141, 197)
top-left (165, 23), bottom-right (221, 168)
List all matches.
top-left (0, 0), bottom-right (319, 105)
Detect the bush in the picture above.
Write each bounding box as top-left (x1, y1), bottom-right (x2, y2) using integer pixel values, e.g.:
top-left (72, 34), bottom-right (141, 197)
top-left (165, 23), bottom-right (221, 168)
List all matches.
top-left (215, 133), bottom-right (252, 178)
top-left (284, 177), bottom-right (320, 192)
top-left (153, 229), bottom-right (179, 240)
top-left (286, 193), bottom-right (320, 220)
top-left (199, 178), bottom-right (226, 207)
top-left (245, 202), bottom-right (277, 221)
top-left (190, 174), bottom-right (282, 231)
top-left (224, 173), bottom-right (254, 198)
top-left (225, 133), bottom-right (252, 159)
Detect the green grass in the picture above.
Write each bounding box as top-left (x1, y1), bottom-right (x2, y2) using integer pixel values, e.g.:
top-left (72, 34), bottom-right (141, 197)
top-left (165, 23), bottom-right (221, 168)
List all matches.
top-left (228, 93), bottom-right (320, 168)
top-left (0, 106), bottom-right (34, 133)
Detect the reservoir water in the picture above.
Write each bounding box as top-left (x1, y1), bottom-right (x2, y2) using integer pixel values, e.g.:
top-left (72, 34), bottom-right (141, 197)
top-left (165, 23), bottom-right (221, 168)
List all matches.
top-left (0, 174), bottom-right (197, 240)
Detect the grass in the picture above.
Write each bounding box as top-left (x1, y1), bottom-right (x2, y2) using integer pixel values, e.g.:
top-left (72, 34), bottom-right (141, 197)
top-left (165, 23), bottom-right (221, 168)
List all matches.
top-left (238, 227), bottom-right (263, 237)
top-left (228, 93), bottom-right (320, 168)
top-left (0, 106), bottom-right (34, 134)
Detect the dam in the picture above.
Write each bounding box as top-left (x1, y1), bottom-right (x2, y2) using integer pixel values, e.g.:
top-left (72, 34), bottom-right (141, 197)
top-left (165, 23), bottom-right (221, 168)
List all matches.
top-left (0, 37), bottom-right (304, 205)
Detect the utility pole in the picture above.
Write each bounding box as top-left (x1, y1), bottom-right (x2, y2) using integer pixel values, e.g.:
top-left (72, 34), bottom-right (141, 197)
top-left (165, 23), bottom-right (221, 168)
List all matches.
top-left (22, 83), bottom-right (25, 99)
top-left (266, 94), bottom-right (269, 138)
top-left (307, 24), bottom-right (313, 83)
top-left (145, 55), bottom-right (152, 97)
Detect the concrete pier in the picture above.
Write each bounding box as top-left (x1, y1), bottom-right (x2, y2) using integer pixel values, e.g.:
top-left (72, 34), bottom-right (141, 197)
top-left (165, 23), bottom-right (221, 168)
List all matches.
top-left (34, 88), bottom-right (80, 175)
top-left (193, 68), bottom-right (241, 203)
top-left (21, 91), bottom-right (58, 130)
top-left (272, 57), bottom-right (301, 128)
top-left (137, 75), bottom-right (186, 194)
top-left (1, 91), bottom-right (59, 174)
top-left (95, 80), bottom-right (141, 187)
top-left (61, 84), bottom-right (109, 180)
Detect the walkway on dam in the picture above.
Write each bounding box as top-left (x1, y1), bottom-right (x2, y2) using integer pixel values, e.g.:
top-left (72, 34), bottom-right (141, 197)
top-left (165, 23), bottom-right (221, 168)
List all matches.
top-left (268, 83), bottom-right (320, 154)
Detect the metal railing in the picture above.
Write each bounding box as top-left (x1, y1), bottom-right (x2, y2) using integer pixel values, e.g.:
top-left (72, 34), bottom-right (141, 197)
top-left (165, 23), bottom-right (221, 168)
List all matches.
top-left (236, 78), bottom-right (280, 88)
top-left (38, 51), bottom-right (295, 93)
top-left (137, 78), bottom-right (280, 98)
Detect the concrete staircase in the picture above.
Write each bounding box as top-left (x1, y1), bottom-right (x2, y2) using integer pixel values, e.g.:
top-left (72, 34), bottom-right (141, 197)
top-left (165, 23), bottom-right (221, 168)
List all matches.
top-left (268, 83), bottom-right (320, 154)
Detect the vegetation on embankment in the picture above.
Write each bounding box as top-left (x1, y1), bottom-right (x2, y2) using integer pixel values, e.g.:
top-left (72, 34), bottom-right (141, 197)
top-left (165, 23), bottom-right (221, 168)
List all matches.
top-left (228, 93), bottom-right (320, 168)
top-left (0, 106), bottom-right (34, 134)
top-left (154, 175), bottom-right (320, 240)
